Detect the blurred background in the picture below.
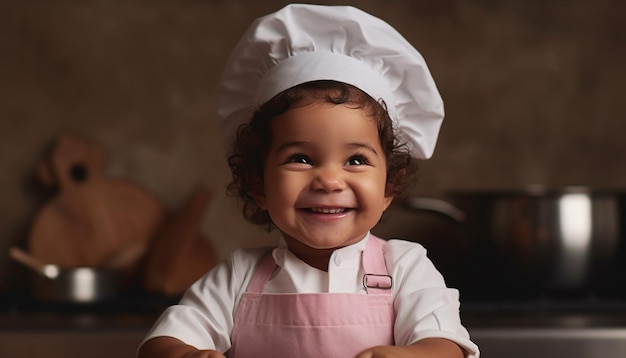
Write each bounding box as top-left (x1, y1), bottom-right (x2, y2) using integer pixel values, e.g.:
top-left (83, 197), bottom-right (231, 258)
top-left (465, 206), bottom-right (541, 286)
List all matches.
top-left (1, 0), bottom-right (625, 356)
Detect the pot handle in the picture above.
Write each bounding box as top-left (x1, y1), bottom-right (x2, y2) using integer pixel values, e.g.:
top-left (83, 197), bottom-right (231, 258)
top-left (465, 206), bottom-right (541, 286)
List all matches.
top-left (403, 197), bottom-right (466, 222)
top-left (8, 247), bottom-right (60, 279)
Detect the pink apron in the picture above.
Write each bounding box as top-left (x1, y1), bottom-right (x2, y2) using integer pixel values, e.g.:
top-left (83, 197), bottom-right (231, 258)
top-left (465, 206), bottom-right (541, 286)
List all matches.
top-left (230, 236), bottom-right (395, 358)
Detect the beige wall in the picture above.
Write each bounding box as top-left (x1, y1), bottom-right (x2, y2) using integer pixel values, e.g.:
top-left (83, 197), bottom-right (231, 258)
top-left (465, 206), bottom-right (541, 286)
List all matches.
top-left (1, 0), bottom-right (624, 292)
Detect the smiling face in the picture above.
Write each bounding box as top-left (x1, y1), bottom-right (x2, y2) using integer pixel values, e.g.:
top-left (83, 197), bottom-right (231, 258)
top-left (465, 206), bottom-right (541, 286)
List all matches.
top-left (254, 101), bottom-right (394, 268)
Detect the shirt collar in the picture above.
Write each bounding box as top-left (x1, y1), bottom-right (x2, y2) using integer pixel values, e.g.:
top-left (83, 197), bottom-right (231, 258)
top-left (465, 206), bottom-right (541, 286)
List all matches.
top-left (273, 232), bottom-right (371, 269)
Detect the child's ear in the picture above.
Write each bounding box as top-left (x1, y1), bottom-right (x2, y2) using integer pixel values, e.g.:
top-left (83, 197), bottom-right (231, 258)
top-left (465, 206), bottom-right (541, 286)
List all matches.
top-left (384, 167), bottom-right (407, 210)
top-left (383, 187), bottom-right (395, 211)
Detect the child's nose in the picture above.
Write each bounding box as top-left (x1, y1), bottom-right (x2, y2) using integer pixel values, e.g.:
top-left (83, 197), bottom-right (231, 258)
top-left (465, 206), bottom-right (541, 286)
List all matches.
top-left (311, 166), bottom-right (346, 192)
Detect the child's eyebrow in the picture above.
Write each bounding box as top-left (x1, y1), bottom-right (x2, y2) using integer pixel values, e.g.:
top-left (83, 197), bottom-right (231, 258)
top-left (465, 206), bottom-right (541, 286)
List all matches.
top-left (274, 141), bottom-right (308, 154)
top-left (274, 141), bottom-right (379, 155)
top-left (347, 142), bottom-right (379, 155)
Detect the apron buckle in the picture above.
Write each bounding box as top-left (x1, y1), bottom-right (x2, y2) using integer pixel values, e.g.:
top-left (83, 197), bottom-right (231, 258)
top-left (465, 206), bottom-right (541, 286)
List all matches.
top-left (363, 274), bottom-right (393, 290)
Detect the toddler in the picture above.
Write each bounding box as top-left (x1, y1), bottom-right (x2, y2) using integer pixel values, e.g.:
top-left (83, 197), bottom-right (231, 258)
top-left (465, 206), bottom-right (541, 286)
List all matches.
top-left (138, 4), bottom-right (479, 358)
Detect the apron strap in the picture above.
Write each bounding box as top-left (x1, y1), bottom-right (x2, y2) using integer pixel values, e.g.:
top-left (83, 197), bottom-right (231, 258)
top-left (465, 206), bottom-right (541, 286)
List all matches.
top-left (362, 235), bottom-right (393, 294)
top-left (246, 249), bottom-right (277, 294)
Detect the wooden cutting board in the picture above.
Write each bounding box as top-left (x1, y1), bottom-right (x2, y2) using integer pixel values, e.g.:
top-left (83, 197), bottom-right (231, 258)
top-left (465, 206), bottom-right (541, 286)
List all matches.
top-left (144, 187), bottom-right (218, 296)
top-left (28, 133), bottom-right (166, 271)
top-left (142, 186), bottom-right (218, 297)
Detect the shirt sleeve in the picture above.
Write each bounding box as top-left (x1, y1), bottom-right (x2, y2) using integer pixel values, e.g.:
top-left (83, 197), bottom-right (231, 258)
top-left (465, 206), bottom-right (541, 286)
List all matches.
top-left (385, 239), bottom-right (480, 358)
top-left (138, 247), bottom-right (268, 352)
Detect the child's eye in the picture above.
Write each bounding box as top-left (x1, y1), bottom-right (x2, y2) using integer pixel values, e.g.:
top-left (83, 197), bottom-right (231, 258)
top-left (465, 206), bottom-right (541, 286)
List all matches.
top-left (346, 155), bottom-right (369, 166)
top-left (285, 153), bottom-right (311, 165)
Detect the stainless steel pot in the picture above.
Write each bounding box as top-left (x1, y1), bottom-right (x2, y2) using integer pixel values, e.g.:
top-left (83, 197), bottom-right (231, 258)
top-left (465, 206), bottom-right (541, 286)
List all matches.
top-left (31, 266), bottom-right (117, 303)
top-left (405, 187), bottom-right (626, 300)
top-left (9, 247), bottom-right (118, 303)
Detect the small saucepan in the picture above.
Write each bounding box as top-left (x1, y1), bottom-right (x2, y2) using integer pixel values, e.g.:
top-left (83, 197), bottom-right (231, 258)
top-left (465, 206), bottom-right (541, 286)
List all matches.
top-left (404, 187), bottom-right (626, 300)
top-left (9, 247), bottom-right (118, 303)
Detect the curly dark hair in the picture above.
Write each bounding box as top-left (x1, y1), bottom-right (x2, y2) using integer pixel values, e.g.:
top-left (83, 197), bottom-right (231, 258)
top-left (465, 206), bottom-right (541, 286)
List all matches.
top-left (227, 80), bottom-right (417, 229)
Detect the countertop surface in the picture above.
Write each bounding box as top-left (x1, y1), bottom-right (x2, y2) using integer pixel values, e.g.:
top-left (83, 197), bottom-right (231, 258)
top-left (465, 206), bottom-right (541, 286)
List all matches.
top-left (0, 292), bottom-right (175, 331)
top-left (4, 295), bottom-right (626, 330)
top-left (3, 297), bottom-right (626, 358)
top-left (461, 299), bottom-right (626, 329)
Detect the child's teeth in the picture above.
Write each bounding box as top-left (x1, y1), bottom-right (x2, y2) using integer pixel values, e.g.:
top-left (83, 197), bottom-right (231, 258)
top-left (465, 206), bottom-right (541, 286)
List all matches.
top-left (312, 208), bottom-right (345, 214)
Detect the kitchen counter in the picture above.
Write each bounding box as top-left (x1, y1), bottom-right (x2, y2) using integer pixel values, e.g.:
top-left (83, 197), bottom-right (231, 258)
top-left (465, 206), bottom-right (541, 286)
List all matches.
top-left (463, 301), bottom-right (626, 358)
top-left (3, 298), bottom-right (626, 358)
top-left (0, 311), bottom-right (154, 358)
top-left (0, 294), bottom-right (173, 358)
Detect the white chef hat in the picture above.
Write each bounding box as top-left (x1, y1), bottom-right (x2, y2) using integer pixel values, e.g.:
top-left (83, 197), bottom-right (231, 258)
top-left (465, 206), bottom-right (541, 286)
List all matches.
top-left (217, 3), bottom-right (444, 159)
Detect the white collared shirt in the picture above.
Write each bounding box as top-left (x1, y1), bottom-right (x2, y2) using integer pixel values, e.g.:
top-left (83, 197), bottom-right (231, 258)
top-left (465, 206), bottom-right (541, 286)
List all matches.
top-left (141, 234), bottom-right (479, 357)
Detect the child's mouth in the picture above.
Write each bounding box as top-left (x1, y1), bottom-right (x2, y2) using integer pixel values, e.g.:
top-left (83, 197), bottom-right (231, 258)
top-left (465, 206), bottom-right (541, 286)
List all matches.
top-left (306, 207), bottom-right (349, 214)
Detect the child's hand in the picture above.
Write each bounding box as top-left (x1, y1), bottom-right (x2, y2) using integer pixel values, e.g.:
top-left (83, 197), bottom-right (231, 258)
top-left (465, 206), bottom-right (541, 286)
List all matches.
top-left (354, 345), bottom-right (414, 358)
top-left (138, 337), bottom-right (227, 358)
top-left (182, 350), bottom-right (226, 358)
top-left (354, 338), bottom-right (464, 358)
